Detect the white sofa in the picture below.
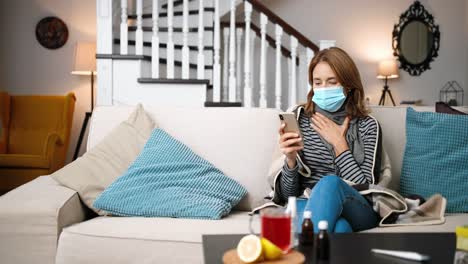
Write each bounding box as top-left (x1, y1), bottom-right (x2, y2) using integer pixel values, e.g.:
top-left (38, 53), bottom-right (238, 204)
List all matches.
top-left (0, 105), bottom-right (467, 264)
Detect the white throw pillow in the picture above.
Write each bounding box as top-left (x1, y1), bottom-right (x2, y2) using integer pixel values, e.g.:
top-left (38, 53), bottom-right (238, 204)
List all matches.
top-left (51, 104), bottom-right (156, 215)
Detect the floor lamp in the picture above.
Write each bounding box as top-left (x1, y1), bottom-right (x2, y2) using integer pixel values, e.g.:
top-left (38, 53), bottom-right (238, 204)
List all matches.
top-left (71, 42), bottom-right (96, 160)
top-left (377, 59), bottom-right (399, 106)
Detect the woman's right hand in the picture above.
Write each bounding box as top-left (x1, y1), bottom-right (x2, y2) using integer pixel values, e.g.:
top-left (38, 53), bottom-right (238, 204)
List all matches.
top-left (278, 123), bottom-right (304, 169)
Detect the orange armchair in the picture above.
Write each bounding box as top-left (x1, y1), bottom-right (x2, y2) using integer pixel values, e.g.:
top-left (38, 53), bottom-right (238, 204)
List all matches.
top-left (0, 92), bottom-right (76, 193)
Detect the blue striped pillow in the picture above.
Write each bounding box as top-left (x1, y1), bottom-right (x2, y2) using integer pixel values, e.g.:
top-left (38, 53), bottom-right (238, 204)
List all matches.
top-left (400, 108), bottom-right (468, 213)
top-left (93, 128), bottom-right (247, 219)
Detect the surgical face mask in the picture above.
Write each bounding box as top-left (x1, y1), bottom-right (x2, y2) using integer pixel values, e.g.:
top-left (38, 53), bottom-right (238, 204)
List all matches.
top-left (312, 86), bottom-right (347, 112)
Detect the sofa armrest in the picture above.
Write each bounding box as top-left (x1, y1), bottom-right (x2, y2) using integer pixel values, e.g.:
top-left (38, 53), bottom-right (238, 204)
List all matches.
top-left (0, 176), bottom-right (89, 264)
top-left (43, 132), bottom-right (64, 172)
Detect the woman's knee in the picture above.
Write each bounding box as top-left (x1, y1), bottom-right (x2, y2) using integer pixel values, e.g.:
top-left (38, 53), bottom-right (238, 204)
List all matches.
top-left (316, 175), bottom-right (342, 190)
top-left (334, 217), bottom-right (353, 233)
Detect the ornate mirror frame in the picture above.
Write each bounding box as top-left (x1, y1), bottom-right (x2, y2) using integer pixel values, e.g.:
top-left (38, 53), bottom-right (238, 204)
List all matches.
top-left (392, 1), bottom-right (440, 76)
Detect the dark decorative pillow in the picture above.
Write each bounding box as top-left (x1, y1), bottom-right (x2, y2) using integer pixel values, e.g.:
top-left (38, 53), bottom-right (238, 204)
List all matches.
top-left (435, 102), bottom-right (467, 115)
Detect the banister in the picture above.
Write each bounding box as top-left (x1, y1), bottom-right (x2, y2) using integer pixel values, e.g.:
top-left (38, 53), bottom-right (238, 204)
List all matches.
top-left (245, 0), bottom-right (319, 53)
top-left (220, 22), bottom-right (300, 65)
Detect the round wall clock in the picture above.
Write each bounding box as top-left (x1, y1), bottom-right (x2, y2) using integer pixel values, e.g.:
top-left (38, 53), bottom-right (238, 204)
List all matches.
top-left (35, 16), bottom-right (69, 49)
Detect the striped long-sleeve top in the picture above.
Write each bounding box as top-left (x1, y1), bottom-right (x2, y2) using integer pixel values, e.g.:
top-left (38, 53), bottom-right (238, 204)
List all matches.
top-left (278, 108), bottom-right (380, 202)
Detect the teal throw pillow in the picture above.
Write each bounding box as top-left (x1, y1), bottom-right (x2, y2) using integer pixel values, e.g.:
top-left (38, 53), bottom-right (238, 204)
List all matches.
top-left (93, 128), bottom-right (247, 219)
top-left (400, 108), bottom-right (468, 213)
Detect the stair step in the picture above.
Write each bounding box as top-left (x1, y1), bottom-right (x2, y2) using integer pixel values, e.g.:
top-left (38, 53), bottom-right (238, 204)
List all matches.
top-left (204, 102), bottom-right (243, 107)
top-left (114, 38), bottom-right (213, 51)
top-left (128, 29), bottom-right (213, 46)
top-left (137, 78), bottom-right (210, 86)
top-left (129, 8), bottom-right (215, 19)
top-left (96, 54), bottom-right (151, 60)
top-left (96, 54), bottom-right (212, 70)
top-left (128, 26), bottom-right (214, 32)
top-left (159, 58), bottom-right (213, 69)
top-left (162, 0), bottom-right (196, 9)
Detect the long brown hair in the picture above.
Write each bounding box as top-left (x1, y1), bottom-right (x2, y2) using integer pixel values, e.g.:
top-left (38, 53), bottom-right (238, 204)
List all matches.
top-left (303, 47), bottom-right (369, 118)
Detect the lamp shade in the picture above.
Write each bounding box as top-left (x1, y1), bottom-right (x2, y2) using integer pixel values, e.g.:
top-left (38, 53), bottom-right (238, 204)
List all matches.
top-left (71, 42), bottom-right (96, 75)
top-left (377, 59), bottom-right (399, 79)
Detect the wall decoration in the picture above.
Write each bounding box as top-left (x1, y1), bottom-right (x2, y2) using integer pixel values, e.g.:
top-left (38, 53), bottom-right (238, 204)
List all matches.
top-left (440, 81), bottom-right (464, 106)
top-left (35, 16), bottom-right (69, 49)
top-left (392, 1), bottom-right (440, 76)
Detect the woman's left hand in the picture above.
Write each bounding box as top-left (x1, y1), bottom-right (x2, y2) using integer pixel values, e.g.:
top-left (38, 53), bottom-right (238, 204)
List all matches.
top-left (311, 112), bottom-right (350, 156)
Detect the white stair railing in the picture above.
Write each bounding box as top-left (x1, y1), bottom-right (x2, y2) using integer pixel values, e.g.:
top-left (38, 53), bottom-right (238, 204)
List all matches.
top-left (249, 32), bottom-right (256, 106)
top-left (120, 0), bottom-right (128, 55)
top-left (135, 0), bottom-right (143, 55)
top-left (259, 13), bottom-right (268, 108)
top-left (243, 1), bottom-right (253, 107)
top-left (181, 0), bottom-right (189, 79)
top-left (228, 0), bottom-right (237, 103)
top-left (197, 0), bottom-right (205, 80)
top-left (212, 0), bottom-right (221, 101)
top-left (167, 0), bottom-right (175, 78)
top-left (274, 24), bottom-right (283, 110)
top-left (236, 28), bottom-right (243, 103)
top-left (306, 48), bottom-right (314, 91)
top-left (151, 0), bottom-right (159, 78)
top-left (222, 27), bottom-right (229, 101)
top-left (289, 36), bottom-right (298, 107)
top-left (101, 0), bottom-right (330, 109)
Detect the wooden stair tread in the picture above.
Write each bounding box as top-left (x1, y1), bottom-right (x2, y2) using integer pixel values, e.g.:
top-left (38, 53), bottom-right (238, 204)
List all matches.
top-left (96, 54), bottom-right (213, 70)
top-left (128, 8), bottom-right (215, 19)
top-left (138, 78), bottom-right (210, 85)
top-left (204, 102), bottom-right (243, 107)
top-left (113, 38), bottom-right (213, 51)
top-left (128, 26), bottom-right (214, 32)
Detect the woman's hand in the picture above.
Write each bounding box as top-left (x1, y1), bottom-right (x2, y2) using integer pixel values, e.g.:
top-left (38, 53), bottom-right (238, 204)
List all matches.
top-left (278, 123), bottom-right (304, 168)
top-left (311, 112), bottom-right (350, 156)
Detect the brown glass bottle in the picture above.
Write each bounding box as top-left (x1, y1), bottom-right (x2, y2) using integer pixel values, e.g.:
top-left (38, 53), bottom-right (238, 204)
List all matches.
top-left (316, 220), bottom-right (330, 261)
top-left (299, 211), bottom-right (314, 245)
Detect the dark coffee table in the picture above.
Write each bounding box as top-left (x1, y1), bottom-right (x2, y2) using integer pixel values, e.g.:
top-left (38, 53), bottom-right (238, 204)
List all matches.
top-left (202, 233), bottom-right (455, 264)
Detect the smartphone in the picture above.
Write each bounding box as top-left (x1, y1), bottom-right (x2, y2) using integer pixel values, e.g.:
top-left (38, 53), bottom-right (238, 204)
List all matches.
top-left (278, 112), bottom-right (302, 138)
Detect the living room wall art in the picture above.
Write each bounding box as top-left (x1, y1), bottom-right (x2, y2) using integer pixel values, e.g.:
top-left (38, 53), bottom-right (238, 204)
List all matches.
top-left (392, 1), bottom-right (440, 76)
top-left (35, 16), bottom-right (69, 49)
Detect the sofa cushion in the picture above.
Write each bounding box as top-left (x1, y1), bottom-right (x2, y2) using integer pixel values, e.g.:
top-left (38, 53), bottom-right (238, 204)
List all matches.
top-left (368, 106), bottom-right (468, 192)
top-left (52, 104), bottom-right (156, 215)
top-left (400, 108), bottom-right (468, 213)
top-left (88, 106), bottom-right (279, 211)
top-left (93, 128), bottom-right (247, 219)
top-left (54, 212), bottom-right (467, 264)
top-left (55, 212), bottom-right (260, 264)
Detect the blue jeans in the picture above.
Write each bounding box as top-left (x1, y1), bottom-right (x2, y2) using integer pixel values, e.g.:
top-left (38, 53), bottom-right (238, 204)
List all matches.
top-left (303, 175), bottom-right (379, 233)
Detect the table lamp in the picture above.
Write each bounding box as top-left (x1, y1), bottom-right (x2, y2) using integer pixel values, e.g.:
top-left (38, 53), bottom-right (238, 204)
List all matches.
top-left (377, 59), bottom-right (399, 106)
top-left (71, 42), bottom-right (96, 160)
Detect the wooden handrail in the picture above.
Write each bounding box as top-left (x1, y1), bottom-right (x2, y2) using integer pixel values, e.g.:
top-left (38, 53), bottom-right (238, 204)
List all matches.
top-left (245, 0), bottom-right (319, 53)
top-left (220, 22), bottom-right (299, 65)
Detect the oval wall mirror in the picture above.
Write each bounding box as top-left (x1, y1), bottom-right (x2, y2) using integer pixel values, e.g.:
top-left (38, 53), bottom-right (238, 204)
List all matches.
top-left (392, 1), bottom-right (440, 76)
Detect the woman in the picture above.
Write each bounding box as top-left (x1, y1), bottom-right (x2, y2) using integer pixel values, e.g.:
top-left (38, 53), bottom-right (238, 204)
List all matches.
top-left (277, 47), bottom-right (381, 233)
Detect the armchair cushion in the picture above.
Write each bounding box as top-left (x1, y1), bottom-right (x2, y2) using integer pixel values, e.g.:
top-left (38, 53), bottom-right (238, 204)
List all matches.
top-left (0, 154), bottom-right (49, 168)
top-left (0, 176), bottom-right (88, 264)
top-left (51, 104), bottom-right (156, 215)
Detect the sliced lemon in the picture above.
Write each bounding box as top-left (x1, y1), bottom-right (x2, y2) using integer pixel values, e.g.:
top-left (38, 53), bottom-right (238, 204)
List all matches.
top-left (237, 234), bottom-right (263, 263)
top-left (261, 237), bottom-right (283, 261)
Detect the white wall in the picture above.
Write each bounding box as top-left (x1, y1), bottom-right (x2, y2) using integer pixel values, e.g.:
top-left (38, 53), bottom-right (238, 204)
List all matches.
top-left (262, 0), bottom-right (468, 106)
top-left (0, 0), bottom-right (96, 163)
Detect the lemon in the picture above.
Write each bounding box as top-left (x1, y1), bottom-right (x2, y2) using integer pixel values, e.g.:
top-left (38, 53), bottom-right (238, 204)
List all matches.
top-left (261, 238), bottom-right (283, 261)
top-left (237, 234), bottom-right (263, 263)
